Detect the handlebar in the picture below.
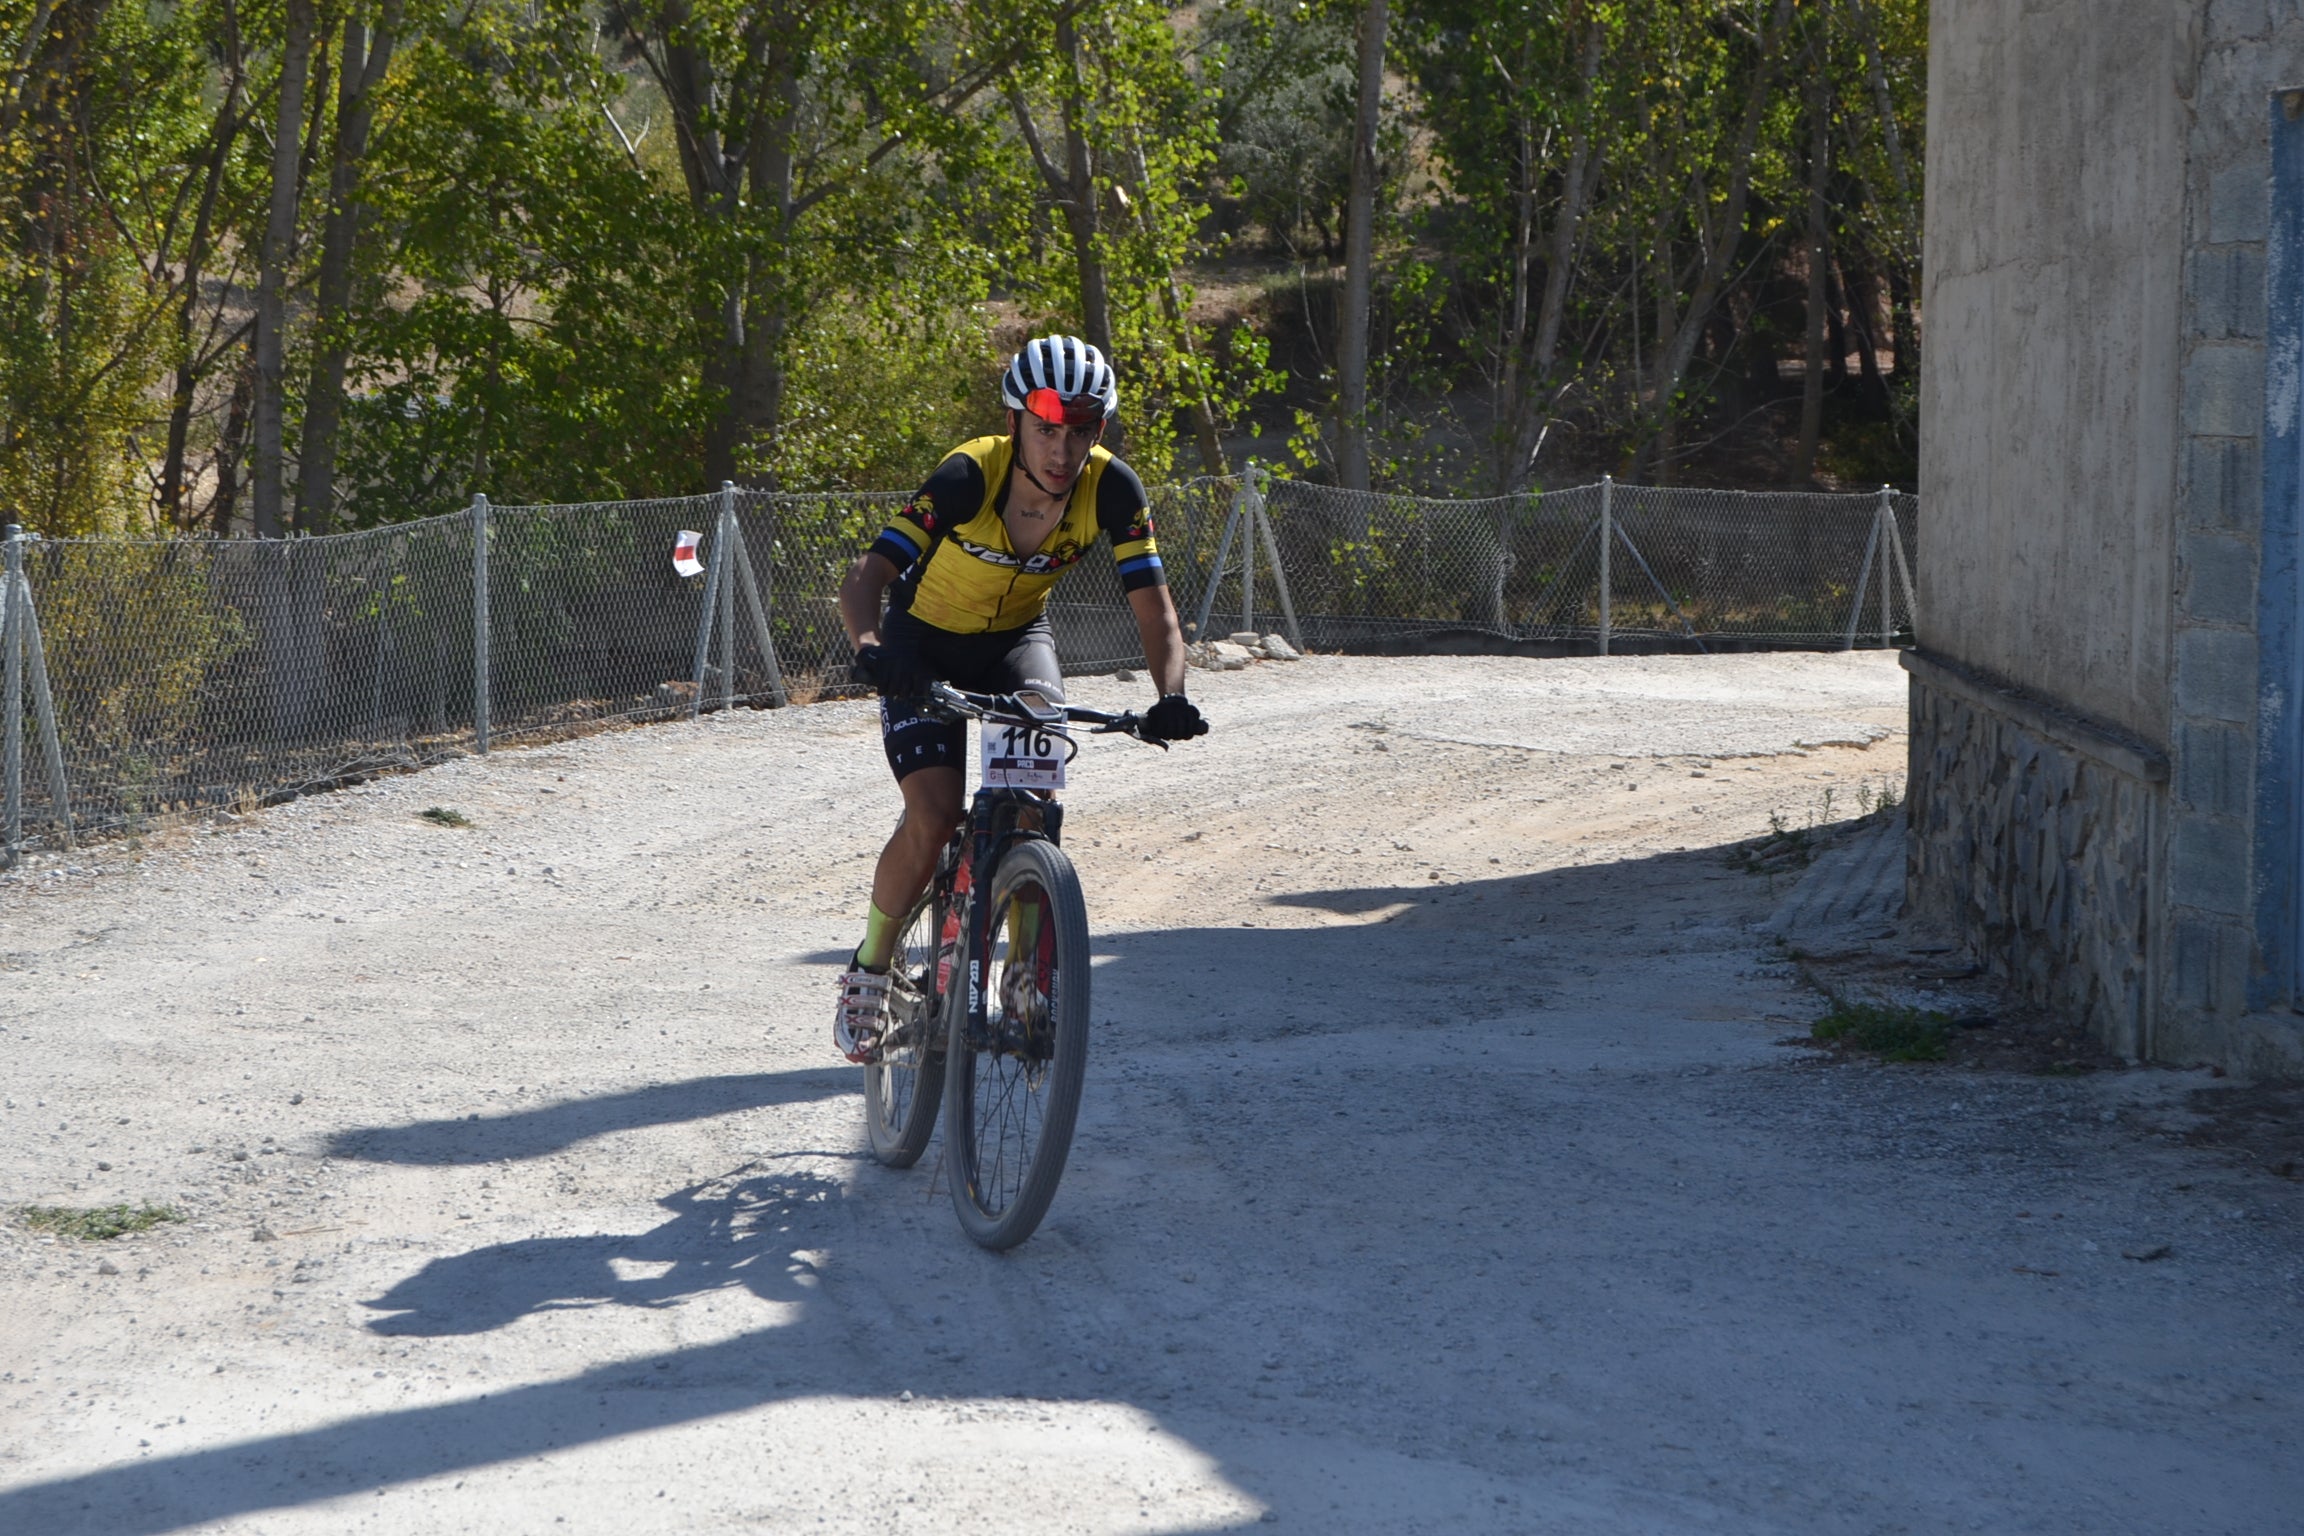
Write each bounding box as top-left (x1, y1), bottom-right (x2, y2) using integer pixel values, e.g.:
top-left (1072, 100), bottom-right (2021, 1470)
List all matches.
top-left (920, 681), bottom-right (1167, 750)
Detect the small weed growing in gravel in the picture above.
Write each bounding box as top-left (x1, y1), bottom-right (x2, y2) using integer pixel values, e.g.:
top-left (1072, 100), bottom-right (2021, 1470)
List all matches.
top-left (1855, 777), bottom-right (1905, 818)
top-left (20, 1202), bottom-right (184, 1240)
top-left (1811, 1002), bottom-right (1952, 1062)
top-left (1727, 811), bottom-right (1814, 875)
top-left (419, 806), bottom-right (471, 828)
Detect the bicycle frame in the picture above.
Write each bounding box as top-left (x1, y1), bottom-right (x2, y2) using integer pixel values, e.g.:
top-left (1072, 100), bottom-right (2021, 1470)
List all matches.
top-left (918, 682), bottom-right (1145, 1050)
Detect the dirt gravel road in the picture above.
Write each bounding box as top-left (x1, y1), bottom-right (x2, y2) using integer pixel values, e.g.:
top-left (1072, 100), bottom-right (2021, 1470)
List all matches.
top-left (2, 653), bottom-right (2300, 1534)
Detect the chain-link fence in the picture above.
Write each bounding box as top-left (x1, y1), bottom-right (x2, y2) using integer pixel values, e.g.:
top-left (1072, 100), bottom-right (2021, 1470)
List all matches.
top-left (1207, 478), bottom-right (1920, 651)
top-left (0, 477), bottom-right (1913, 854)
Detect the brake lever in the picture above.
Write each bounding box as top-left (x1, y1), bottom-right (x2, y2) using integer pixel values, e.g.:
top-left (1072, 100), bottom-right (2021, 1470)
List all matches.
top-left (1092, 713), bottom-right (1168, 750)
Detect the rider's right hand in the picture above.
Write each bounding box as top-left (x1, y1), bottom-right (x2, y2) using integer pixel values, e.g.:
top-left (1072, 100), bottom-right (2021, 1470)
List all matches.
top-left (851, 642), bottom-right (926, 699)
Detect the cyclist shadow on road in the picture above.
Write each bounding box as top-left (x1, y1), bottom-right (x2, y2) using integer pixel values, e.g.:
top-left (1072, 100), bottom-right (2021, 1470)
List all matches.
top-left (361, 1166), bottom-right (841, 1337)
top-left (320, 1066), bottom-right (855, 1167)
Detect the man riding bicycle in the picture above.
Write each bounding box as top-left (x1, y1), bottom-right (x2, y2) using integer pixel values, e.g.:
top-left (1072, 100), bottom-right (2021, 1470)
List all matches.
top-left (832, 336), bottom-right (1207, 1062)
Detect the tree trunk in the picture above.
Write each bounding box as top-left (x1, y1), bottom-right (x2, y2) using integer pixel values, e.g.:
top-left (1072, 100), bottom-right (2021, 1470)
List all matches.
top-left (211, 348), bottom-right (255, 534)
top-left (1056, 17), bottom-right (1113, 362)
top-left (1121, 135), bottom-right (1224, 475)
top-left (1638, 0), bottom-right (1793, 476)
top-left (0, 0), bottom-right (57, 141)
top-left (1497, 17), bottom-right (1604, 494)
top-left (295, 0), bottom-right (402, 535)
top-left (1334, 0), bottom-right (1387, 494)
top-left (251, 0), bottom-right (315, 539)
top-left (159, 79), bottom-right (242, 528)
top-left (1794, 73), bottom-right (1831, 483)
top-left (1825, 256), bottom-right (1851, 384)
top-left (731, 69), bottom-right (799, 489)
top-left (1846, 253), bottom-right (1889, 410)
top-left (1007, 35), bottom-right (1121, 449)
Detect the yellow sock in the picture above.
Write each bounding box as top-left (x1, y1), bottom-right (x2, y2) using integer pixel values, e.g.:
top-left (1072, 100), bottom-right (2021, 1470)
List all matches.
top-left (1003, 893), bottom-right (1043, 965)
top-left (856, 901), bottom-right (900, 973)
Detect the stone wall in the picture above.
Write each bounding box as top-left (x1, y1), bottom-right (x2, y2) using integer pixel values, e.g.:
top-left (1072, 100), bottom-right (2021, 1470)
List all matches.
top-left (1919, 0), bottom-right (2189, 741)
top-left (1905, 655), bottom-right (2163, 1058)
top-left (1915, 0), bottom-right (2304, 1074)
top-left (2165, 5), bottom-right (2304, 1038)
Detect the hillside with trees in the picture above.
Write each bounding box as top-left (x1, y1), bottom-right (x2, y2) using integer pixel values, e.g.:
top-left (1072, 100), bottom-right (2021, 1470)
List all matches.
top-left (0, 0), bottom-right (1923, 536)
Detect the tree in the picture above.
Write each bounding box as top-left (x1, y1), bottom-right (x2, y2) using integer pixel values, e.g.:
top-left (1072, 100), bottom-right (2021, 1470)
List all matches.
top-left (1001, 1), bottom-right (1247, 478)
top-left (1407, 0), bottom-right (1610, 493)
top-left (250, 0), bottom-right (315, 538)
top-left (1332, 0), bottom-right (1386, 494)
top-left (294, 0), bottom-right (403, 534)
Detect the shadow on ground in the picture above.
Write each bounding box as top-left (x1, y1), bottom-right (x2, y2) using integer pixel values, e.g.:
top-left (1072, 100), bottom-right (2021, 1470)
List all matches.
top-left (320, 1068), bottom-right (854, 1165)
top-left (11, 837), bottom-right (2250, 1535)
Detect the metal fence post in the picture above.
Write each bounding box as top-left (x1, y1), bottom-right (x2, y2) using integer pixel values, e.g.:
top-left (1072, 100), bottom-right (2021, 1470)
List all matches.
top-left (1250, 469), bottom-right (1304, 652)
top-left (689, 497), bottom-right (727, 719)
top-left (1193, 486), bottom-right (1246, 642)
top-left (471, 493), bottom-right (491, 752)
top-left (3, 526), bottom-right (22, 863)
top-left (20, 559), bottom-right (70, 848)
top-left (1883, 491), bottom-right (1921, 635)
top-left (1239, 475), bottom-right (1257, 638)
top-left (727, 504), bottom-right (790, 708)
top-left (717, 482), bottom-right (738, 710)
top-left (1877, 485), bottom-right (1893, 647)
top-left (1841, 497), bottom-right (1882, 652)
top-left (1597, 475), bottom-right (1613, 656)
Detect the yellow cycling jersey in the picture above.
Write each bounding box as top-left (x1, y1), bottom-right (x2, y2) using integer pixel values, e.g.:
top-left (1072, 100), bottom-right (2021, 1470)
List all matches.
top-left (868, 435), bottom-right (1164, 634)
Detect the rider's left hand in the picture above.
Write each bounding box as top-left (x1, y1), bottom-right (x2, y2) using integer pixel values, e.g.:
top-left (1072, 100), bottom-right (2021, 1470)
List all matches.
top-left (1142, 693), bottom-right (1207, 742)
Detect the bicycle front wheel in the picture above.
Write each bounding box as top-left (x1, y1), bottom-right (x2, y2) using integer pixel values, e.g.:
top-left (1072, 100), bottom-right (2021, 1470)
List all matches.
top-left (944, 837), bottom-right (1091, 1249)
top-left (864, 889), bottom-right (947, 1168)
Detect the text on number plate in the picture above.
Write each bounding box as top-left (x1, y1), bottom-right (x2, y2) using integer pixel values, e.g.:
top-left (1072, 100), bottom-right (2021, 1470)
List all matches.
top-left (981, 722), bottom-right (1067, 789)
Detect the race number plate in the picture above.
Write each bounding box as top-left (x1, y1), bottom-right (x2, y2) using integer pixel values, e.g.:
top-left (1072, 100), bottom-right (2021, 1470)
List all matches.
top-left (980, 721), bottom-right (1068, 790)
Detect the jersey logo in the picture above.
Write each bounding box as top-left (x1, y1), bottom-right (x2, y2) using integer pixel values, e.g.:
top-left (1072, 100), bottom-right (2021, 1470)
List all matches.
top-left (1021, 539), bottom-right (1085, 574)
top-left (953, 534), bottom-right (1086, 575)
top-left (955, 535), bottom-right (1024, 569)
top-left (905, 492), bottom-right (939, 531)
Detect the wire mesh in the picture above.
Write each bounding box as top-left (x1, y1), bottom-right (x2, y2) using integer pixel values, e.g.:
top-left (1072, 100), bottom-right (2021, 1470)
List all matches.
top-left (7, 477), bottom-right (1915, 846)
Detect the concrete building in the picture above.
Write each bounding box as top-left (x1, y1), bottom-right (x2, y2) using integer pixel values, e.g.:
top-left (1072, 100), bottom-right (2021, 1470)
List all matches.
top-left (1910, 2), bottom-right (2304, 1074)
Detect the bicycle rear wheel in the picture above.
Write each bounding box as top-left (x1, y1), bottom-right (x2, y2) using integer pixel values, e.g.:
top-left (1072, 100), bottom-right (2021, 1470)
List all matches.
top-left (944, 837), bottom-right (1090, 1249)
top-left (863, 887), bottom-right (947, 1167)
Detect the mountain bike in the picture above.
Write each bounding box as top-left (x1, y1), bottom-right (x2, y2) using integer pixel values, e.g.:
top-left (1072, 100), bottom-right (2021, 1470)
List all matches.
top-left (862, 681), bottom-right (1161, 1249)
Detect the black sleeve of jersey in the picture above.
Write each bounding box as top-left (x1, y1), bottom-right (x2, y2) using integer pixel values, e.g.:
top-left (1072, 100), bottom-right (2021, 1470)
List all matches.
top-left (868, 452), bottom-right (984, 570)
top-left (1095, 455), bottom-right (1166, 592)
top-left (1094, 455), bottom-right (1150, 538)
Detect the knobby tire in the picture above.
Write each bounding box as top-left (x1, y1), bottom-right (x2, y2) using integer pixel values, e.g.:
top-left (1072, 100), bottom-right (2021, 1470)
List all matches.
top-left (944, 838), bottom-right (1090, 1249)
top-left (863, 884), bottom-right (947, 1167)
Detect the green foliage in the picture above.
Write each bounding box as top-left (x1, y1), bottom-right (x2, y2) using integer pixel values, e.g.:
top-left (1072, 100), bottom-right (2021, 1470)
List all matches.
top-left (750, 299), bottom-right (1003, 492)
top-left (19, 1202), bottom-right (185, 1240)
top-left (1200, 0), bottom-right (1359, 255)
top-left (0, 0), bottom-right (1929, 518)
top-left (0, 0), bottom-right (206, 533)
top-left (35, 542), bottom-right (249, 764)
top-left (1811, 1001), bottom-right (1952, 1062)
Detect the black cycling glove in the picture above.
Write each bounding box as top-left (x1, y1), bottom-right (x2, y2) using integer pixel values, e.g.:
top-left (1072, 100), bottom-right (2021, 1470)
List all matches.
top-left (851, 643), bottom-right (927, 700)
top-left (1142, 693), bottom-right (1208, 742)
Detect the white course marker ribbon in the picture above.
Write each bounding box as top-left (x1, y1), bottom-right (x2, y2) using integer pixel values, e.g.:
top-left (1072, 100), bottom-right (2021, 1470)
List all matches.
top-left (672, 530), bottom-right (705, 578)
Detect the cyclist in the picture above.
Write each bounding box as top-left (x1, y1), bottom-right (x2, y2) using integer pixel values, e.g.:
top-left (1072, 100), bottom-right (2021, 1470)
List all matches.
top-left (832, 336), bottom-right (1207, 1061)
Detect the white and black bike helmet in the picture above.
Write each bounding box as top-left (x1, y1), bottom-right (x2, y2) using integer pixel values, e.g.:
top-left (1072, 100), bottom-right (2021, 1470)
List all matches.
top-left (1001, 335), bottom-right (1119, 427)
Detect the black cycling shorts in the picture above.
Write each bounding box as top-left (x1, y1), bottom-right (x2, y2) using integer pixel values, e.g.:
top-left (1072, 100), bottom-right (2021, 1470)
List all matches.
top-left (878, 607), bottom-right (1064, 782)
